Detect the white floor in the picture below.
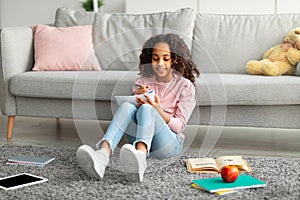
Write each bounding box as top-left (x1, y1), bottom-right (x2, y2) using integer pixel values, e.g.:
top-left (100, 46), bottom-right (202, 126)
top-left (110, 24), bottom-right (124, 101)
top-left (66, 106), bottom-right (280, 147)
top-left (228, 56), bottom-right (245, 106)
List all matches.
top-left (0, 115), bottom-right (299, 159)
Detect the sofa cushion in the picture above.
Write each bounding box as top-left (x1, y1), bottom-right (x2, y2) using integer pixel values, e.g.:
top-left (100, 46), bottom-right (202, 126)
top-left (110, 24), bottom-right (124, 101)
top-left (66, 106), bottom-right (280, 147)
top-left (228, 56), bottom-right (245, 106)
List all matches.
top-left (193, 13), bottom-right (300, 74)
top-left (55, 7), bottom-right (96, 26)
top-left (32, 25), bottom-right (101, 71)
top-left (196, 74), bottom-right (300, 106)
top-left (10, 71), bottom-right (139, 101)
top-left (54, 7), bottom-right (195, 71)
top-left (10, 72), bottom-right (300, 106)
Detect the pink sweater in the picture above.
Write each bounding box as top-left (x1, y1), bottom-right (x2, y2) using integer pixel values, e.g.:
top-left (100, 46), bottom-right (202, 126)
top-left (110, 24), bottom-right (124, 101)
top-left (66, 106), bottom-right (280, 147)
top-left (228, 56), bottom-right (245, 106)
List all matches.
top-left (132, 73), bottom-right (196, 140)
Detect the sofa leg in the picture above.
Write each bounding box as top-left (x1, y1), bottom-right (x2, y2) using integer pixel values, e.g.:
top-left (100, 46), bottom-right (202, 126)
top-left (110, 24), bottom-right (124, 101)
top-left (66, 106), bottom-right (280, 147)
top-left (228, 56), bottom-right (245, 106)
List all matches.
top-left (56, 118), bottom-right (61, 134)
top-left (7, 116), bottom-right (15, 139)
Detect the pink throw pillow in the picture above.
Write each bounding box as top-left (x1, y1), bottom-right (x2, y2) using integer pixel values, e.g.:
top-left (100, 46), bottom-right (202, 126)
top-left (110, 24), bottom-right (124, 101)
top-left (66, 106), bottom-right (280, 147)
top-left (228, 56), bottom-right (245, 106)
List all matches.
top-left (32, 25), bottom-right (101, 71)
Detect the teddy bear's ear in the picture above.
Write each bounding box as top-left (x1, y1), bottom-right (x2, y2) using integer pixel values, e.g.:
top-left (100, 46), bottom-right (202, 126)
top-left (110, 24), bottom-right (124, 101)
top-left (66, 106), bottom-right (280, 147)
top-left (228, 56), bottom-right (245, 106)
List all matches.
top-left (283, 28), bottom-right (300, 44)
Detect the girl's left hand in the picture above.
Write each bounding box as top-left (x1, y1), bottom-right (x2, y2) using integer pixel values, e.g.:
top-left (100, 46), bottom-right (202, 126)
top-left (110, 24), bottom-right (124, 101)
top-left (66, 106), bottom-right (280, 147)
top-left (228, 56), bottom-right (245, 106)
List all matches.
top-left (136, 94), bottom-right (160, 108)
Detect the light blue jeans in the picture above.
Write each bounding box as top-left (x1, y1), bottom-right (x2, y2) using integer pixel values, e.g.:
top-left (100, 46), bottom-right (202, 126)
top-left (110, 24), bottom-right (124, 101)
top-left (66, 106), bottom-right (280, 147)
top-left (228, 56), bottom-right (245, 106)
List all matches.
top-left (96, 102), bottom-right (183, 159)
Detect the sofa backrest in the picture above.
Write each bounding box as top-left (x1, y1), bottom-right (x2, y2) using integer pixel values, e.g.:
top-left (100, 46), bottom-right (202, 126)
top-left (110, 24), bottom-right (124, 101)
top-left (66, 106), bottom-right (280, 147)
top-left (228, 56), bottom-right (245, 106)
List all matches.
top-left (192, 13), bottom-right (300, 74)
top-left (55, 7), bottom-right (195, 71)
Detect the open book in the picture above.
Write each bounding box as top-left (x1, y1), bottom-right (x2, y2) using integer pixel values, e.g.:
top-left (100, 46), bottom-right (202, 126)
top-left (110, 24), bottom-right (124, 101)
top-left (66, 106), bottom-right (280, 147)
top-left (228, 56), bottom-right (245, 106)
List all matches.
top-left (114, 89), bottom-right (155, 106)
top-left (186, 156), bottom-right (252, 173)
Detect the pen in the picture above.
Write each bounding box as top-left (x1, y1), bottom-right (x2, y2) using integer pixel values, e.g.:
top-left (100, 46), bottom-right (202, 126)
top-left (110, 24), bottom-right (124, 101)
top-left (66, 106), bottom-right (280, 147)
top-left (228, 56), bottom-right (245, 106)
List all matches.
top-left (135, 83), bottom-right (143, 88)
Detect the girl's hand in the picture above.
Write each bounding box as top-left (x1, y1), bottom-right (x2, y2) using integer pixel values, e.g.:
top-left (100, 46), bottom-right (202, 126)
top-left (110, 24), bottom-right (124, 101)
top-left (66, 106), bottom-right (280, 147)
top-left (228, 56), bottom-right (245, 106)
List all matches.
top-left (136, 94), bottom-right (170, 123)
top-left (135, 85), bottom-right (151, 95)
top-left (136, 94), bottom-right (159, 108)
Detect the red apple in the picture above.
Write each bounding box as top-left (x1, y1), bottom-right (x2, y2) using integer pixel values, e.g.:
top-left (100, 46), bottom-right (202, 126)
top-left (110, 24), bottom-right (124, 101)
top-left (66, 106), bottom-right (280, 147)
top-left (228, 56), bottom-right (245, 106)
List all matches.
top-left (220, 165), bottom-right (239, 183)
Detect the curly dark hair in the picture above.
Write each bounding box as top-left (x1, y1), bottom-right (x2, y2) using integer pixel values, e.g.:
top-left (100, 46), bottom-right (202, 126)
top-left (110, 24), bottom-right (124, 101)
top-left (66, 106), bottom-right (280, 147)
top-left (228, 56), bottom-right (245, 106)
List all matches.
top-left (139, 33), bottom-right (200, 85)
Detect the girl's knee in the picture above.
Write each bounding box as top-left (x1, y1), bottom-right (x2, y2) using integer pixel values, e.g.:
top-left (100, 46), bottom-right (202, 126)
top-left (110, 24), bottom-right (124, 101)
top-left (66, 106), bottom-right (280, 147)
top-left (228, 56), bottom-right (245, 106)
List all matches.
top-left (119, 102), bottom-right (136, 110)
top-left (138, 104), bottom-right (153, 112)
top-left (137, 104), bottom-right (154, 118)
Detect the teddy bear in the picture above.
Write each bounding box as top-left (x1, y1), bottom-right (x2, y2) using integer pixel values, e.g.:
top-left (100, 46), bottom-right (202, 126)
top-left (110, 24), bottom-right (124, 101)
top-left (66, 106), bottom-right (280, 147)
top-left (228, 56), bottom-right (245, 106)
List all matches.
top-left (246, 27), bottom-right (300, 76)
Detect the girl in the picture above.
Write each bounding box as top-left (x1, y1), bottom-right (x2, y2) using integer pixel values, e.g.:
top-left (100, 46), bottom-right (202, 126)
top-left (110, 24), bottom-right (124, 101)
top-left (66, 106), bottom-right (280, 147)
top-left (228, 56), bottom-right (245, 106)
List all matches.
top-left (76, 33), bottom-right (200, 182)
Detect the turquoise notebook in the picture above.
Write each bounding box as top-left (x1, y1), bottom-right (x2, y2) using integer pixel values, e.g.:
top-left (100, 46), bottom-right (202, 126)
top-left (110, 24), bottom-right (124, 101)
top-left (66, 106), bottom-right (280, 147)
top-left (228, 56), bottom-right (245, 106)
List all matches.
top-left (192, 174), bottom-right (267, 193)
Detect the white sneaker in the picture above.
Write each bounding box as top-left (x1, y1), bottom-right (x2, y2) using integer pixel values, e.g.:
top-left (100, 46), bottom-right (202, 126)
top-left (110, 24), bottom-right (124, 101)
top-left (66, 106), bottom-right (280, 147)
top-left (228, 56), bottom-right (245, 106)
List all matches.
top-left (120, 144), bottom-right (147, 182)
top-left (76, 145), bottom-right (109, 179)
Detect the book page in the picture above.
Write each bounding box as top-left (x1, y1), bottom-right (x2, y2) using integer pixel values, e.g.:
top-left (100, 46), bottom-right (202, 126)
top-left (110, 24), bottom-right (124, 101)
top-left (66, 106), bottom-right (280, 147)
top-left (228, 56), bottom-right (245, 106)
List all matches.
top-left (114, 96), bottom-right (137, 106)
top-left (114, 89), bottom-right (155, 106)
top-left (187, 158), bottom-right (218, 172)
top-left (215, 156), bottom-right (250, 171)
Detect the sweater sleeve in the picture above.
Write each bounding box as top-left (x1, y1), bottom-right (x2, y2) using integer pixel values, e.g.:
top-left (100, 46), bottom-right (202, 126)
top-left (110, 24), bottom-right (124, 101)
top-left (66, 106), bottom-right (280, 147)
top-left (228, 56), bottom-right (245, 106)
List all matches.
top-left (132, 77), bottom-right (144, 94)
top-left (167, 82), bottom-right (196, 134)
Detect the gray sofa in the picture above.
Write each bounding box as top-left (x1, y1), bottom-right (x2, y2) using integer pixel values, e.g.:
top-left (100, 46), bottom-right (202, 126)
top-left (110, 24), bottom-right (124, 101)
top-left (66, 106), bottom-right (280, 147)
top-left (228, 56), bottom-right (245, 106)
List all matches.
top-left (1, 8), bottom-right (300, 139)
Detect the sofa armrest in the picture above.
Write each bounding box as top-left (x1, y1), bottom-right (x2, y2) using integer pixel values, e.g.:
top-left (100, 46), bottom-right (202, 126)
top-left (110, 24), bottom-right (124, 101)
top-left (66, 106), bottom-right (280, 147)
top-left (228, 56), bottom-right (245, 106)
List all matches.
top-left (0, 26), bottom-right (34, 116)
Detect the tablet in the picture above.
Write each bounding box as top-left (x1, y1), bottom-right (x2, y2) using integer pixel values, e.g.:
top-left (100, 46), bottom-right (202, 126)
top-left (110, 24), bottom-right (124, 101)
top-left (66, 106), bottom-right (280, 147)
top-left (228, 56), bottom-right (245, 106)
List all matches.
top-left (114, 89), bottom-right (155, 106)
top-left (0, 173), bottom-right (48, 190)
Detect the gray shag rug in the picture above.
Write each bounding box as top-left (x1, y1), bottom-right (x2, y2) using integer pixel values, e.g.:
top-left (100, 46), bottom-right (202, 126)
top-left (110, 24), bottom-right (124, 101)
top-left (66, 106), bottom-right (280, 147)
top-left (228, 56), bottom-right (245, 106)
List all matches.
top-left (0, 144), bottom-right (299, 200)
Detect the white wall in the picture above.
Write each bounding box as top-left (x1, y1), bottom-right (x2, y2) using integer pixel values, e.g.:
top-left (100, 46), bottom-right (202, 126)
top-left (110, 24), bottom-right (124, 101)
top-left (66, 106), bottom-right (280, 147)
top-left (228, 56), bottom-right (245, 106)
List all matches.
top-left (125, 0), bottom-right (197, 14)
top-left (277, 0), bottom-right (300, 14)
top-left (199, 0), bottom-right (274, 14)
top-left (0, 0), bottom-right (82, 27)
top-left (0, 0), bottom-right (125, 28)
top-left (125, 0), bottom-right (300, 14)
top-left (1, 0), bottom-right (300, 28)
